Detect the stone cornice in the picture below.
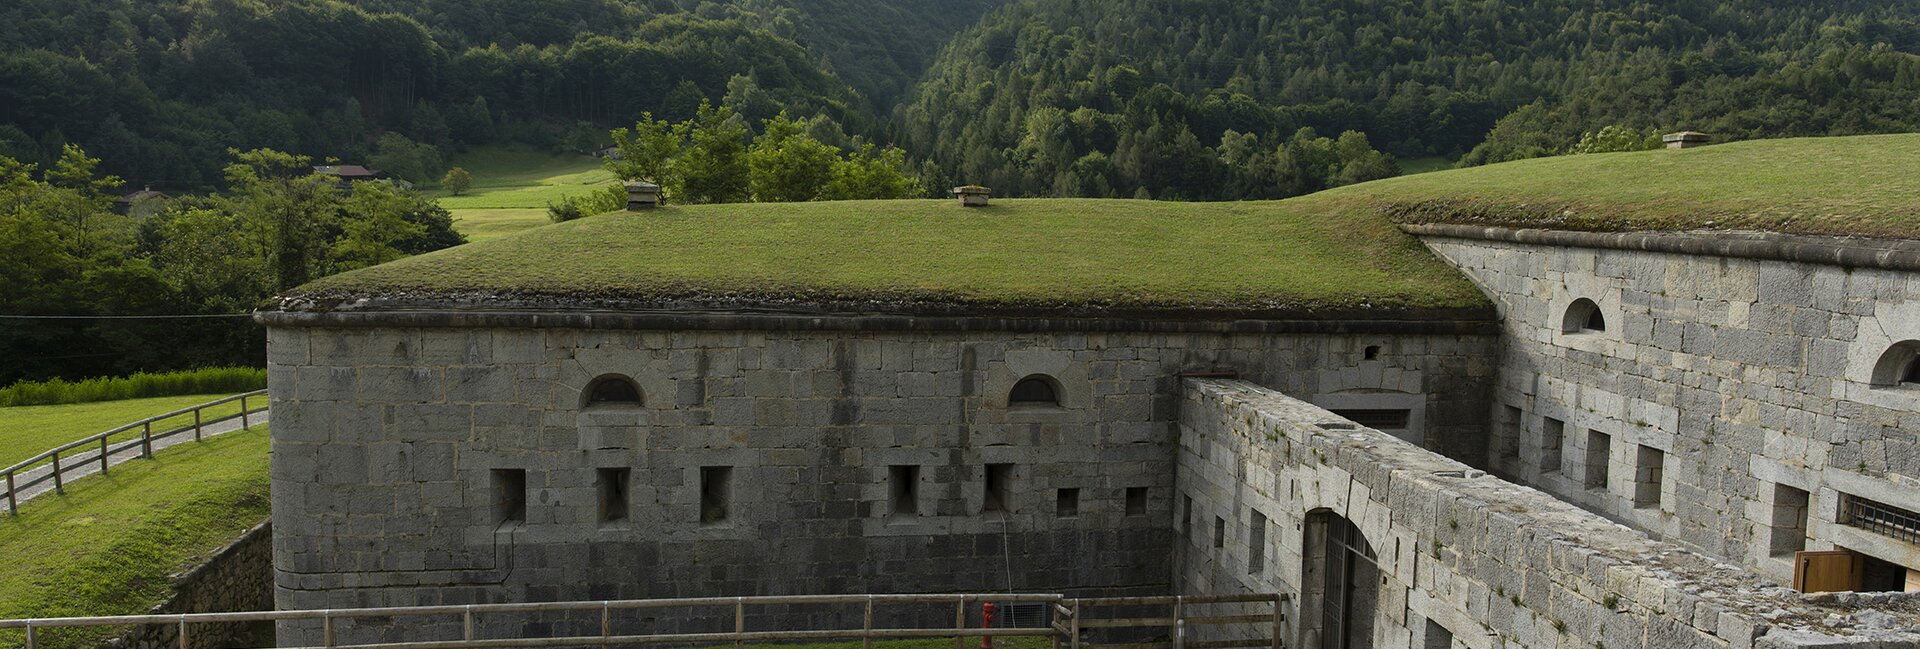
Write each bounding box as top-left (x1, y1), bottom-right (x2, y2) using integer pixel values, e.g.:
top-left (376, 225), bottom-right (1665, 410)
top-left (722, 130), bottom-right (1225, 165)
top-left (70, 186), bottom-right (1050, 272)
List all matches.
top-left (1401, 223), bottom-right (1920, 272)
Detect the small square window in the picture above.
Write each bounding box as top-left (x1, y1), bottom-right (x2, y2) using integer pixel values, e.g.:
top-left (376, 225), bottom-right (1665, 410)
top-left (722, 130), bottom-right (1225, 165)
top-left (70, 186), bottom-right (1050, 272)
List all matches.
top-left (1125, 487), bottom-right (1148, 516)
top-left (1056, 488), bottom-right (1080, 517)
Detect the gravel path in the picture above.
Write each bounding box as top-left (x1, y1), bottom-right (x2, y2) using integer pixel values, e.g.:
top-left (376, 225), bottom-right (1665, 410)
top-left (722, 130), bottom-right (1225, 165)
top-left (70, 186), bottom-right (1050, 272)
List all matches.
top-left (5, 410), bottom-right (271, 509)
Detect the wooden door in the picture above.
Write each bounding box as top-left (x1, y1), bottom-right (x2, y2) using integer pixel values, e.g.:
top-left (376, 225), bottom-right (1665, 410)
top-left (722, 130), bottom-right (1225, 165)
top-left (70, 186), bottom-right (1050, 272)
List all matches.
top-left (1793, 550), bottom-right (1859, 593)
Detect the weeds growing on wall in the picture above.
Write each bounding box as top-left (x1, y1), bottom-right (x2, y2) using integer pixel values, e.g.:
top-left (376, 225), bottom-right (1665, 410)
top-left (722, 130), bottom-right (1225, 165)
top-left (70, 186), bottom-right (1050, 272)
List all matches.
top-left (0, 368), bottom-right (266, 407)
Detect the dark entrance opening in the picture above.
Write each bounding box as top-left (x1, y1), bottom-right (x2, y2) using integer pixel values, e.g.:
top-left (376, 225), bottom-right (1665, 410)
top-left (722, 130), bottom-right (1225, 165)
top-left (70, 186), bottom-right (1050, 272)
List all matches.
top-left (1303, 510), bottom-right (1379, 649)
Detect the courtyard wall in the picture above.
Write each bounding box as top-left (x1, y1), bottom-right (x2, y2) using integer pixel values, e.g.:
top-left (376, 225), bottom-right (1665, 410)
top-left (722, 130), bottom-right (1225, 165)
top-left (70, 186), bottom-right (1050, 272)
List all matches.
top-left (261, 315), bottom-right (1494, 644)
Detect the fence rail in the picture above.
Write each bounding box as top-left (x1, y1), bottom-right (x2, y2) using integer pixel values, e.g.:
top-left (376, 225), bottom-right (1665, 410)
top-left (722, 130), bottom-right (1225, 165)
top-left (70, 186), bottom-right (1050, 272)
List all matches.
top-left (1059, 594), bottom-right (1288, 649)
top-left (0, 592), bottom-right (1081, 649)
top-left (0, 592), bottom-right (1289, 649)
top-left (1, 389), bottom-right (268, 515)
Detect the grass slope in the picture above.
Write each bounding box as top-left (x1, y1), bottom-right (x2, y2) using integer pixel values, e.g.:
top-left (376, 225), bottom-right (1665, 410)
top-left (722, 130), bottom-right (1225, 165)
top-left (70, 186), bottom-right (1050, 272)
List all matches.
top-left (0, 394), bottom-right (251, 469)
top-left (295, 197), bottom-right (1489, 315)
top-left (433, 146), bottom-right (617, 243)
top-left (0, 428), bottom-right (270, 649)
top-left (1350, 134), bottom-right (1920, 237)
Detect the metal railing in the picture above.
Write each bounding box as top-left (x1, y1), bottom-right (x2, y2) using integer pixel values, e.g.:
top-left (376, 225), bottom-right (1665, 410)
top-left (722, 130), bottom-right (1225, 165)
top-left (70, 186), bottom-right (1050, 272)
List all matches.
top-left (1, 389), bottom-right (269, 515)
top-left (1844, 495), bottom-right (1920, 545)
top-left (0, 593), bottom-right (1079, 649)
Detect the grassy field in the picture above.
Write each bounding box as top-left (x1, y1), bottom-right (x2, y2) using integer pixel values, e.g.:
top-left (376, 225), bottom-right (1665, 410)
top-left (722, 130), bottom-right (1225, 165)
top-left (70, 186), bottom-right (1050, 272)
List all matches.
top-left (433, 146), bottom-right (618, 242)
top-left (0, 394), bottom-right (252, 469)
top-left (0, 427), bottom-right (270, 649)
top-left (1348, 133), bottom-right (1920, 237)
top-left (1396, 156), bottom-right (1455, 175)
top-left (294, 197), bottom-right (1492, 314)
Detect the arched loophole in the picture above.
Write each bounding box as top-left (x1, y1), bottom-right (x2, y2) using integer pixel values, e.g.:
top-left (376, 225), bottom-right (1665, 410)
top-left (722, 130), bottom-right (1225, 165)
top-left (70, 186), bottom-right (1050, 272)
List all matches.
top-left (584, 375), bottom-right (643, 407)
top-left (1870, 341), bottom-right (1920, 388)
top-left (1363, 345), bottom-right (1381, 361)
top-left (1009, 375), bottom-right (1061, 407)
top-left (1563, 298), bottom-right (1606, 334)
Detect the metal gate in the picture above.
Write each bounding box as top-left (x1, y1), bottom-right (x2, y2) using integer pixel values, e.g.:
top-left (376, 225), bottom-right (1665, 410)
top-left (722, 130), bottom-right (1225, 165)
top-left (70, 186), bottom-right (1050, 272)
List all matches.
top-left (1053, 594), bottom-right (1287, 649)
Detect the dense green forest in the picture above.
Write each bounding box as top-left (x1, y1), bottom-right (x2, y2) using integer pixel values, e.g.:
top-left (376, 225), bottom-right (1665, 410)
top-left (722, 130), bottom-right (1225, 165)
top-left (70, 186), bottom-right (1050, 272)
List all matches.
top-left (897, 0), bottom-right (1920, 199)
top-left (0, 0), bottom-right (1005, 190)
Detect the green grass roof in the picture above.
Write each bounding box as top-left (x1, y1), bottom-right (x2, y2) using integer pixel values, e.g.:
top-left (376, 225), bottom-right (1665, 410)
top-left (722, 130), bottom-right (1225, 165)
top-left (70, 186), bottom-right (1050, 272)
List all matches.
top-left (1353, 133), bottom-right (1920, 237)
top-left (286, 134), bottom-right (1920, 318)
top-left (287, 196), bottom-right (1488, 317)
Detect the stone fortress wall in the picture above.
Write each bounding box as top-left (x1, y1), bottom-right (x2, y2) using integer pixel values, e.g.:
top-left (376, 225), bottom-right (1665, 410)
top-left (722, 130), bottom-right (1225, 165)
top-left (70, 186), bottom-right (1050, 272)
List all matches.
top-left (262, 317), bottom-right (1495, 644)
top-left (1415, 227), bottom-right (1920, 588)
top-left (1172, 378), bottom-right (1920, 649)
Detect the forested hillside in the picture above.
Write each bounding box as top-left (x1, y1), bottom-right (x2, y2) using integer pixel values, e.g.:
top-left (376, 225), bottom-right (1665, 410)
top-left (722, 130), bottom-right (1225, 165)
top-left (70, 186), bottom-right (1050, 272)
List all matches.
top-left (897, 0), bottom-right (1920, 199)
top-left (0, 0), bottom-right (996, 190)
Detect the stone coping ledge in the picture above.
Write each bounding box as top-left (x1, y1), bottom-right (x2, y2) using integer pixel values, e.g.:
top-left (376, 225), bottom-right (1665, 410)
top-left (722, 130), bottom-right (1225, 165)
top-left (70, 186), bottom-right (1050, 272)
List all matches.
top-left (254, 308), bottom-right (1499, 335)
top-left (1401, 224), bottom-right (1920, 272)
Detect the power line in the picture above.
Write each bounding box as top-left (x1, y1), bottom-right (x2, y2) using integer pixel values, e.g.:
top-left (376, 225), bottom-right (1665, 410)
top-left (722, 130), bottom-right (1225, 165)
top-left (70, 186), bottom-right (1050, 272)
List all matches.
top-left (0, 313), bottom-right (255, 320)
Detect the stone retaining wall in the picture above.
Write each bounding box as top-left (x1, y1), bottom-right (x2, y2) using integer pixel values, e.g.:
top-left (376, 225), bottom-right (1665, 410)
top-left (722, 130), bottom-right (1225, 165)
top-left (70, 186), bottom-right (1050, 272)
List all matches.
top-left (1173, 379), bottom-right (1920, 649)
top-left (108, 522), bottom-right (274, 649)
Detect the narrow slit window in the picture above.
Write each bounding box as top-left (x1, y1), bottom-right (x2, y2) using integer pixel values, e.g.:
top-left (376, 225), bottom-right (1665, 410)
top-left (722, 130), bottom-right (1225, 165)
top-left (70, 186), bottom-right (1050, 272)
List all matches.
top-left (1769, 484), bottom-right (1810, 557)
top-left (1498, 405), bottom-right (1523, 461)
top-left (491, 469), bottom-right (526, 525)
top-left (984, 464), bottom-right (1012, 513)
top-left (1213, 516), bottom-right (1226, 548)
top-left (1009, 375), bottom-right (1060, 406)
top-left (1423, 620), bottom-right (1455, 649)
top-left (1584, 430), bottom-right (1612, 491)
top-left (890, 465), bottom-right (920, 517)
top-left (1541, 417), bottom-right (1565, 474)
top-left (1632, 445), bottom-right (1665, 509)
top-left (1248, 510), bottom-right (1267, 575)
top-left (1056, 488), bottom-right (1080, 517)
top-left (1125, 487), bottom-right (1148, 516)
top-left (1182, 495), bottom-right (1194, 537)
top-left (598, 468), bottom-right (630, 524)
top-left (701, 466), bottom-right (731, 524)
top-left (1330, 409), bottom-right (1411, 431)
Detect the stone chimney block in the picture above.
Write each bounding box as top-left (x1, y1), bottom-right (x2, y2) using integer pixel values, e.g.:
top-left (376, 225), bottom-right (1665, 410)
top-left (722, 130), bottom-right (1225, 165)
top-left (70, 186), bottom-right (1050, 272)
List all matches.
top-left (953, 185), bottom-right (991, 207)
top-left (626, 181), bottom-right (662, 210)
top-left (1663, 132), bottom-right (1710, 150)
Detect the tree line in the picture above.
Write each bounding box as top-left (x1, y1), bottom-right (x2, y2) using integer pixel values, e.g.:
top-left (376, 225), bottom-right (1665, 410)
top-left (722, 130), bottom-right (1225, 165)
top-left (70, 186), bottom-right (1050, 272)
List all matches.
top-left (897, 0), bottom-right (1920, 197)
top-left (0, 146), bottom-right (463, 385)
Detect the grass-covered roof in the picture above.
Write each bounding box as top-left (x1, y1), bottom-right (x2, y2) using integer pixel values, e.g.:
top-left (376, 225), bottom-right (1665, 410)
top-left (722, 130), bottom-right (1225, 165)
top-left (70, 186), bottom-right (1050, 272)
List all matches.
top-left (1360, 133), bottom-right (1920, 237)
top-left (282, 134), bottom-right (1919, 318)
top-left (282, 196), bottom-right (1488, 318)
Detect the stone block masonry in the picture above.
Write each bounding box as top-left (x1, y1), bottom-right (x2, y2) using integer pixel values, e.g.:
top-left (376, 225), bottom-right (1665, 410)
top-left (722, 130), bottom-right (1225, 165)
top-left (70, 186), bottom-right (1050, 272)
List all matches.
top-left (1420, 231), bottom-right (1920, 588)
top-left (108, 522), bottom-right (275, 649)
top-left (1173, 378), bottom-right (1920, 649)
top-left (262, 320), bottom-right (1495, 645)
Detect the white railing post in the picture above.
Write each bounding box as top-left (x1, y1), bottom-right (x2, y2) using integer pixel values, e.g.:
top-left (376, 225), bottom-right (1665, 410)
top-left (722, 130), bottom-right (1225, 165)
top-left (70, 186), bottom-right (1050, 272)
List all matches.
top-left (863, 595), bottom-right (875, 649)
top-left (734, 597), bottom-right (746, 649)
top-left (178, 615), bottom-right (190, 649)
top-left (463, 605), bottom-right (474, 642)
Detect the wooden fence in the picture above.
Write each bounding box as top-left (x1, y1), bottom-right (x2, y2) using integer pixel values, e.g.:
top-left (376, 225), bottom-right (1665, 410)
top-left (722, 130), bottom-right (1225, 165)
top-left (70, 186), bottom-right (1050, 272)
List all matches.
top-left (1, 389), bottom-right (269, 515)
top-left (1057, 594), bottom-right (1286, 649)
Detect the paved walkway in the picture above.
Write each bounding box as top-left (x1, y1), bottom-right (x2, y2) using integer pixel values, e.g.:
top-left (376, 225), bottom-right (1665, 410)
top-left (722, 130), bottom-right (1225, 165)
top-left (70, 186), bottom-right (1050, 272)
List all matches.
top-left (7, 410), bottom-right (271, 508)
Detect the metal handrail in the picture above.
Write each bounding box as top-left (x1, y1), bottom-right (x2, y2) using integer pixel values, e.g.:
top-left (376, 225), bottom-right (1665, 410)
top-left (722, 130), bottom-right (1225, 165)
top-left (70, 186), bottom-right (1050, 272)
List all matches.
top-left (1, 389), bottom-right (269, 515)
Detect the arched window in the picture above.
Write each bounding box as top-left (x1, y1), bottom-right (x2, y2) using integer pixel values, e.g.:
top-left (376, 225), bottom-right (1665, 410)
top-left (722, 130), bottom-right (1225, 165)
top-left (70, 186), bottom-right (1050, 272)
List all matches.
top-left (1870, 341), bottom-right (1920, 388)
top-left (584, 375), bottom-right (642, 407)
top-left (1563, 298), bottom-right (1606, 334)
top-left (1009, 375), bottom-right (1061, 407)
